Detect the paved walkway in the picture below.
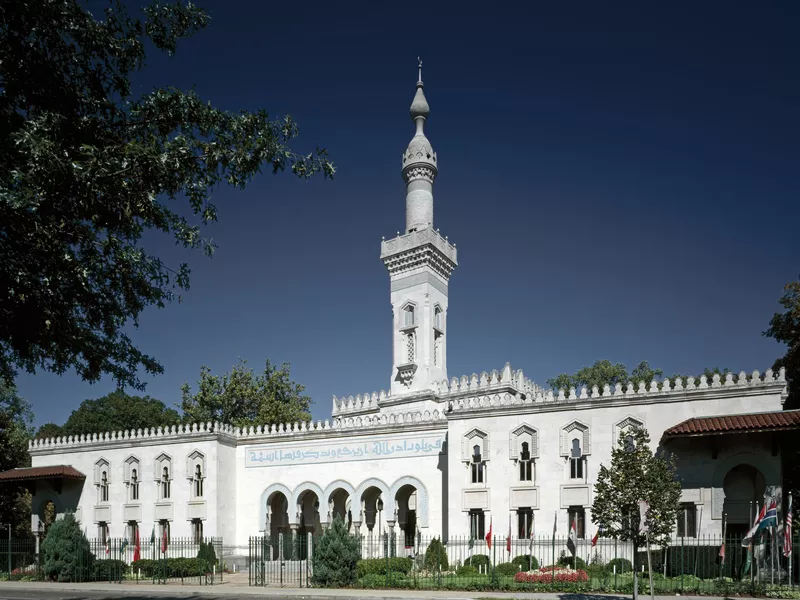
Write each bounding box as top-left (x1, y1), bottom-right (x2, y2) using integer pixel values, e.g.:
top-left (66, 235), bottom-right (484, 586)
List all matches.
top-left (0, 581), bottom-right (745, 600)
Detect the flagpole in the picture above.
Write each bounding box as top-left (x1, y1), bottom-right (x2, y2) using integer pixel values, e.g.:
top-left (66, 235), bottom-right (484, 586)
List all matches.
top-left (719, 512), bottom-right (727, 581)
top-left (755, 500), bottom-right (760, 585)
top-left (694, 505), bottom-right (703, 578)
top-left (788, 491), bottom-right (793, 588)
top-left (771, 497), bottom-right (775, 586)
top-left (552, 511), bottom-right (556, 585)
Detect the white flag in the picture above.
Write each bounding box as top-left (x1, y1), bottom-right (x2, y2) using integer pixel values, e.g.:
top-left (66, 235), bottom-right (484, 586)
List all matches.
top-left (638, 500), bottom-right (649, 533)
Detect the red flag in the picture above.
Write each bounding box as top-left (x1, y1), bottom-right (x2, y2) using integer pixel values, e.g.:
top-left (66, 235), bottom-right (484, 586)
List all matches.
top-left (591, 528), bottom-right (600, 547)
top-left (719, 541), bottom-right (725, 562)
top-left (133, 527), bottom-right (141, 562)
top-left (784, 494), bottom-right (793, 558)
top-left (485, 517), bottom-right (493, 550)
top-left (161, 527), bottom-right (168, 554)
top-left (506, 515), bottom-right (512, 553)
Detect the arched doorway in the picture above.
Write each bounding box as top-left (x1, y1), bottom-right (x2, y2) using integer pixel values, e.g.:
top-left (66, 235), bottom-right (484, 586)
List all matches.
top-left (328, 488), bottom-right (351, 529)
top-left (266, 491), bottom-right (289, 560)
top-left (394, 484), bottom-right (418, 551)
top-left (723, 464), bottom-right (766, 534)
top-left (360, 486), bottom-right (384, 558)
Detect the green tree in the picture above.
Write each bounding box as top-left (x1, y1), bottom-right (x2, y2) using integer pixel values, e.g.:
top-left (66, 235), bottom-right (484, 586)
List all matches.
top-left (312, 515), bottom-right (360, 587)
top-left (41, 511), bottom-right (92, 582)
top-left (764, 278), bottom-right (799, 409)
top-left (35, 422), bottom-right (66, 439)
top-left (0, 0), bottom-right (334, 392)
top-left (547, 360), bottom-right (630, 391)
top-left (48, 390), bottom-right (180, 437)
top-left (180, 359), bottom-right (311, 427)
top-left (591, 427), bottom-right (681, 599)
top-left (0, 381), bottom-right (34, 536)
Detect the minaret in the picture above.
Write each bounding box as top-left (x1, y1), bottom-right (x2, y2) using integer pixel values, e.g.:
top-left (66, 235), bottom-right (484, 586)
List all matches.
top-left (380, 61), bottom-right (458, 399)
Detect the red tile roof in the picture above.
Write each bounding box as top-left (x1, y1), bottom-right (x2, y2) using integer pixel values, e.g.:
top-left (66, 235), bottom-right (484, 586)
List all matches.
top-left (0, 465), bottom-right (86, 482)
top-left (663, 410), bottom-right (800, 438)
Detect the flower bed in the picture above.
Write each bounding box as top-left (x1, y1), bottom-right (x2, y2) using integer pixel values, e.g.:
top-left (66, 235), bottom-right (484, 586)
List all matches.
top-left (515, 567), bottom-right (588, 583)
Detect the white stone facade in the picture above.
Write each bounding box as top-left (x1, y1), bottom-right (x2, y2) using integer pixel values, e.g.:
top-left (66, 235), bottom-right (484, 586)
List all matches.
top-left (26, 72), bottom-right (789, 561)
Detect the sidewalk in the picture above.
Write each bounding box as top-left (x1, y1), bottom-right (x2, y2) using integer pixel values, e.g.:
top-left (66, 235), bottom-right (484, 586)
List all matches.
top-left (0, 581), bottom-right (741, 600)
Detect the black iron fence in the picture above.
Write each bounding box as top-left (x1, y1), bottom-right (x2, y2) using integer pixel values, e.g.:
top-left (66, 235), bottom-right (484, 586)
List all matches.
top-left (0, 536), bottom-right (224, 584)
top-left (248, 530), bottom-right (799, 592)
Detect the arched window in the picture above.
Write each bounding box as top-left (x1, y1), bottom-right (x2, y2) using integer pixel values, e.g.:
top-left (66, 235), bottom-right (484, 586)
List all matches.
top-left (519, 441), bottom-right (533, 482)
top-left (100, 471), bottom-right (109, 502)
top-left (404, 305), bottom-right (415, 327)
top-left (471, 444), bottom-right (484, 484)
top-left (570, 438), bottom-right (584, 479)
top-left (434, 306), bottom-right (442, 329)
top-left (194, 464), bottom-right (203, 497)
top-left (161, 466), bottom-right (171, 500)
top-left (130, 468), bottom-right (139, 501)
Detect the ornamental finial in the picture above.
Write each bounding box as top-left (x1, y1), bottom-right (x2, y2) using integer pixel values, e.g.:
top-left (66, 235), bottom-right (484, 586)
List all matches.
top-left (417, 57), bottom-right (423, 83)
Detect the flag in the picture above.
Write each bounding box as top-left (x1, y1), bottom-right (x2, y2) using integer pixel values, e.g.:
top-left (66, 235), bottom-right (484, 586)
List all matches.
top-left (120, 538), bottom-right (129, 557)
top-left (485, 517), bottom-right (493, 550)
top-left (161, 526), bottom-right (168, 554)
top-left (150, 526), bottom-right (155, 544)
top-left (591, 527), bottom-right (601, 547)
top-left (719, 540), bottom-right (725, 562)
top-left (743, 502), bottom-right (767, 547)
top-left (638, 500), bottom-right (649, 533)
top-left (468, 513), bottom-right (475, 550)
top-left (784, 495), bottom-right (793, 558)
top-left (133, 527), bottom-right (141, 562)
top-left (553, 511), bottom-right (557, 535)
top-left (105, 534), bottom-right (110, 555)
top-left (760, 498), bottom-right (778, 531)
top-left (506, 515), bottom-right (512, 553)
top-left (567, 517), bottom-right (577, 557)
top-left (528, 514), bottom-right (535, 551)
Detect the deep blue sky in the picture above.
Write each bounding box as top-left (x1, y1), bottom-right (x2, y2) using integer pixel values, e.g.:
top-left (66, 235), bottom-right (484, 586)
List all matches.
top-left (17, 1), bottom-right (800, 427)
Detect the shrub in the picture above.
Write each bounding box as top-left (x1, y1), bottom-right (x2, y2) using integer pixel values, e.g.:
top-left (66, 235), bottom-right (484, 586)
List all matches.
top-left (607, 557), bottom-right (633, 574)
top-left (557, 554), bottom-right (587, 570)
top-left (511, 554), bottom-right (539, 571)
top-left (41, 512), bottom-right (92, 582)
top-left (197, 541), bottom-right (217, 568)
top-left (356, 557), bottom-right (413, 578)
top-left (455, 564), bottom-right (478, 576)
top-left (423, 537), bottom-right (448, 572)
top-left (495, 562), bottom-right (518, 576)
top-left (587, 562), bottom-right (607, 580)
top-left (464, 553), bottom-right (490, 570)
top-left (312, 515), bottom-right (360, 587)
top-left (130, 557), bottom-right (207, 578)
top-left (93, 558), bottom-right (127, 581)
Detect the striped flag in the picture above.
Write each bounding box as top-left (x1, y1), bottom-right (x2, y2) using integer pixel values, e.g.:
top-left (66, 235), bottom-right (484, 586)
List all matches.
top-left (591, 527), bottom-right (601, 547)
top-left (528, 513), bottom-right (535, 551)
top-left (105, 528), bottom-right (110, 555)
top-left (784, 495), bottom-right (793, 558)
top-left (567, 517), bottom-right (577, 557)
top-left (743, 502), bottom-right (767, 547)
top-left (761, 498), bottom-right (778, 530)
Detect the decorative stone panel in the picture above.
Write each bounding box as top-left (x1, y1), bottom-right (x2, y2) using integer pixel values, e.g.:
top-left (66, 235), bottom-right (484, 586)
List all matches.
top-left (93, 505), bottom-right (111, 524)
top-left (509, 424), bottom-right (539, 460)
top-left (187, 500), bottom-right (206, 520)
top-left (462, 488), bottom-right (490, 511)
top-left (123, 504), bottom-right (142, 522)
top-left (154, 502), bottom-right (174, 521)
top-left (612, 416), bottom-right (644, 449)
top-left (560, 484), bottom-right (590, 508)
top-left (509, 486), bottom-right (539, 510)
top-left (462, 428), bottom-right (490, 462)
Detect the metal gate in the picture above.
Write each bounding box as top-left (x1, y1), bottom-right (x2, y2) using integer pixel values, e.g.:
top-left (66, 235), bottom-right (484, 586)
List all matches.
top-left (248, 534), bottom-right (312, 587)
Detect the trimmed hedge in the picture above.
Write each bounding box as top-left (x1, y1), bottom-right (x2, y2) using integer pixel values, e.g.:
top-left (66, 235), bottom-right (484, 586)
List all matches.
top-left (131, 557), bottom-right (208, 577)
top-left (495, 562), bottom-right (519, 576)
top-left (455, 564), bottom-right (478, 576)
top-left (464, 553), bottom-right (490, 570)
top-left (356, 557), bottom-right (413, 578)
top-left (197, 541), bottom-right (217, 567)
top-left (607, 557), bottom-right (633, 574)
top-left (511, 554), bottom-right (539, 571)
top-left (93, 559), bottom-right (127, 580)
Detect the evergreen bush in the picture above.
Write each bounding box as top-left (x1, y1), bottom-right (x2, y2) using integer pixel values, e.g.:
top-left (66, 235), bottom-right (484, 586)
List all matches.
top-left (41, 512), bottom-right (92, 582)
top-left (495, 562), bottom-right (518, 576)
top-left (356, 557), bottom-right (413, 577)
top-left (464, 553), bottom-right (490, 570)
top-left (455, 564), bottom-right (478, 576)
top-left (423, 537), bottom-right (449, 572)
top-left (511, 554), bottom-right (539, 571)
top-left (607, 557), bottom-right (633, 574)
top-left (196, 541), bottom-right (217, 569)
top-left (312, 515), bottom-right (360, 587)
top-left (557, 554), bottom-right (587, 570)
top-left (93, 558), bottom-right (127, 581)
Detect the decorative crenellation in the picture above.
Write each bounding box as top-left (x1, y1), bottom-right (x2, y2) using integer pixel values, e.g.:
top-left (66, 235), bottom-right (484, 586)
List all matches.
top-left (381, 228), bottom-right (457, 266)
top-left (29, 410), bottom-right (447, 453)
top-left (433, 362), bottom-right (545, 399)
top-left (332, 390), bottom-right (388, 417)
top-left (446, 367), bottom-right (788, 415)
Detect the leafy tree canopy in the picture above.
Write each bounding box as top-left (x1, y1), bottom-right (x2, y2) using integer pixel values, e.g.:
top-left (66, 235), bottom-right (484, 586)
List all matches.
top-left (591, 427), bottom-right (682, 551)
top-left (0, 381), bottom-right (34, 535)
top-left (547, 359), bottom-right (729, 392)
top-left (37, 390), bottom-right (180, 437)
top-left (0, 0), bottom-right (334, 391)
top-left (180, 358), bottom-right (311, 427)
top-left (764, 278), bottom-right (799, 409)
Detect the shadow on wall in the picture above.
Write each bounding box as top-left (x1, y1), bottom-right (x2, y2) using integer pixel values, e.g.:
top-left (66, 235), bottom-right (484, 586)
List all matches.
top-left (438, 434), bottom-right (449, 541)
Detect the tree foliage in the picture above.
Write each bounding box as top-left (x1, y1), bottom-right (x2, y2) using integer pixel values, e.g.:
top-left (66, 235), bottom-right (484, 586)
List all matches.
top-left (180, 358), bottom-right (311, 427)
top-left (764, 278), bottom-right (799, 409)
top-left (36, 390), bottom-right (179, 437)
top-left (591, 427), bottom-right (681, 551)
top-left (0, 0), bottom-right (334, 391)
top-left (41, 512), bottom-right (92, 582)
top-left (547, 359), bottom-right (728, 392)
top-left (312, 515), bottom-right (360, 587)
top-left (0, 381), bottom-right (34, 536)
top-left (423, 537), bottom-right (449, 572)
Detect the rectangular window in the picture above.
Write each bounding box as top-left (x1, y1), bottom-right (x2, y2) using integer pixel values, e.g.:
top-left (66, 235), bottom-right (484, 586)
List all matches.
top-left (567, 506), bottom-right (585, 539)
top-left (570, 457), bottom-right (584, 480)
top-left (160, 519), bottom-right (170, 545)
top-left (128, 520), bottom-right (138, 542)
top-left (98, 522), bottom-right (108, 544)
top-left (471, 461), bottom-right (484, 484)
top-left (192, 519), bottom-right (203, 543)
top-left (469, 509), bottom-right (485, 540)
top-left (130, 469), bottom-right (140, 501)
top-left (519, 460), bottom-right (533, 482)
top-left (517, 507), bottom-right (533, 538)
top-left (677, 503), bottom-right (697, 537)
top-left (404, 306), bottom-right (415, 327)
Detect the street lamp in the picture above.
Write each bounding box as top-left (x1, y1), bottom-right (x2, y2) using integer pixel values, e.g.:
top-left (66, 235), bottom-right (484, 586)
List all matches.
top-left (377, 498), bottom-right (384, 556)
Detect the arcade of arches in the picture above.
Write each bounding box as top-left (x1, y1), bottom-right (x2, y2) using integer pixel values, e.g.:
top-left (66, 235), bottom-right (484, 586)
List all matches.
top-left (262, 477), bottom-right (423, 557)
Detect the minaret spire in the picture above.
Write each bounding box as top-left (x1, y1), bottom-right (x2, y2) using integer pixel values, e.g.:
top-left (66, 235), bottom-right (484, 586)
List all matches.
top-left (403, 60), bottom-right (437, 233)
